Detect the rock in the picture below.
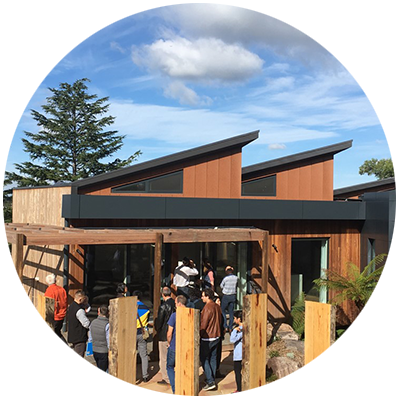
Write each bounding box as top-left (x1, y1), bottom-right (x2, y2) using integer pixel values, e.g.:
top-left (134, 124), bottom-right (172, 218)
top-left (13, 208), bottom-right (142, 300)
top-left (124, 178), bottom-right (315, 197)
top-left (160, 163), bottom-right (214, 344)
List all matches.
top-left (276, 324), bottom-right (299, 341)
top-left (267, 357), bottom-right (301, 379)
top-left (284, 339), bottom-right (304, 354)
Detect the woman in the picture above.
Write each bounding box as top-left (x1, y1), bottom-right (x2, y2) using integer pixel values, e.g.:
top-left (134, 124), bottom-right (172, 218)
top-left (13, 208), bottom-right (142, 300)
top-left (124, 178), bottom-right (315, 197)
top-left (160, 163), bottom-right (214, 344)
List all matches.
top-left (202, 259), bottom-right (215, 291)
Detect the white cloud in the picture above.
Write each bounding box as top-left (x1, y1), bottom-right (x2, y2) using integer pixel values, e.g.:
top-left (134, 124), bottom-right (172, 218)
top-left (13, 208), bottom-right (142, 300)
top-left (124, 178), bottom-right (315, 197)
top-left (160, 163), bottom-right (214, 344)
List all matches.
top-left (269, 143), bottom-right (287, 150)
top-left (163, 81), bottom-right (212, 107)
top-left (131, 36), bottom-right (264, 84)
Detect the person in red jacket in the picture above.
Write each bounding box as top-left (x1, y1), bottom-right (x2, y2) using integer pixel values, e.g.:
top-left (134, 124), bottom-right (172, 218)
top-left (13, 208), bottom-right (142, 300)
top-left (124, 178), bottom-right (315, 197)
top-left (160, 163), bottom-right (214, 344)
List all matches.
top-left (44, 273), bottom-right (68, 342)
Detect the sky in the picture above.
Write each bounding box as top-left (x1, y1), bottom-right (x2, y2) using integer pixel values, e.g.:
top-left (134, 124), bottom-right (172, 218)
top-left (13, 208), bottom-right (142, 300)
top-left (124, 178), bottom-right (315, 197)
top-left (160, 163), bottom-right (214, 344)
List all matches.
top-left (4, 3), bottom-right (392, 189)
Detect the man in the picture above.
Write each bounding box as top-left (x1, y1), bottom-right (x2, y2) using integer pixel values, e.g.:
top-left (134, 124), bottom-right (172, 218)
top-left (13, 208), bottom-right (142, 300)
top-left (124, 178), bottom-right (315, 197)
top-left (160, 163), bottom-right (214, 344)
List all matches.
top-left (363, 321), bottom-right (373, 396)
top-left (166, 295), bottom-right (187, 394)
top-left (67, 290), bottom-right (91, 357)
top-left (134, 290), bottom-right (150, 382)
top-left (89, 304), bottom-right (109, 372)
top-left (173, 257), bottom-right (198, 299)
top-left (154, 286), bottom-right (175, 385)
top-left (200, 288), bottom-right (222, 391)
top-left (44, 273), bottom-right (67, 342)
top-left (220, 266), bottom-right (238, 333)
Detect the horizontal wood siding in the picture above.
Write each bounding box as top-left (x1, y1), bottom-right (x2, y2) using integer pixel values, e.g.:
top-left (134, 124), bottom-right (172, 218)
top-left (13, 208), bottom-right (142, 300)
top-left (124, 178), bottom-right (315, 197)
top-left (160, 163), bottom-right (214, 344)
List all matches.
top-left (12, 187), bottom-right (71, 299)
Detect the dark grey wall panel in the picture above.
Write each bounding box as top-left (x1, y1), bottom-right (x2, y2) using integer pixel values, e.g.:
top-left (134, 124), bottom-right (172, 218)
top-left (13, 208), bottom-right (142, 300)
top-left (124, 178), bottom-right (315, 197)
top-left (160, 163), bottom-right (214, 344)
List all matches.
top-left (239, 199), bottom-right (303, 219)
top-left (302, 200), bottom-right (365, 220)
top-left (166, 198), bottom-right (240, 219)
top-left (79, 195), bottom-right (166, 219)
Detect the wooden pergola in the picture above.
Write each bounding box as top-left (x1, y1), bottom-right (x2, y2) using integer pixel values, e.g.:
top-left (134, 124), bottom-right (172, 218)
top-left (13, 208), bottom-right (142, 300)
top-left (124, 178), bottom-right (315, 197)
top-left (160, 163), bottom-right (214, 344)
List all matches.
top-left (6, 223), bottom-right (270, 318)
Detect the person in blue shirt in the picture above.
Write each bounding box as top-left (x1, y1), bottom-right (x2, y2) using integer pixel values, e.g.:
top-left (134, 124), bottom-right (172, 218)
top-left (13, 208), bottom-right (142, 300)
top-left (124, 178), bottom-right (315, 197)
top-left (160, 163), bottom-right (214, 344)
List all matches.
top-left (166, 295), bottom-right (187, 394)
top-left (133, 290), bottom-right (150, 383)
top-left (230, 310), bottom-right (243, 393)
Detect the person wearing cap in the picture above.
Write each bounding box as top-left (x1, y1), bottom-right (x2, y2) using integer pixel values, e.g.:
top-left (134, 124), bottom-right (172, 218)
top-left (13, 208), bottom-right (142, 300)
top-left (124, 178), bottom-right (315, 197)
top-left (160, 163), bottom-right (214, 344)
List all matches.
top-left (173, 257), bottom-right (199, 299)
top-left (44, 273), bottom-right (68, 342)
top-left (220, 266), bottom-right (238, 333)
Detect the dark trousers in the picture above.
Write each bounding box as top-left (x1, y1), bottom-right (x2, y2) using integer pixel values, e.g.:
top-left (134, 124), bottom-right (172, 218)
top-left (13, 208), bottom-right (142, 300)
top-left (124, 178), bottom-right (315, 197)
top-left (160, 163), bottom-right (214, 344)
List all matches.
top-left (54, 320), bottom-right (71, 355)
top-left (167, 347), bottom-right (176, 394)
top-left (200, 338), bottom-right (220, 385)
top-left (221, 294), bottom-right (236, 330)
top-left (234, 360), bottom-right (242, 392)
top-left (71, 342), bottom-right (86, 386)
top-left (94, 352), bottom-right (109, 372)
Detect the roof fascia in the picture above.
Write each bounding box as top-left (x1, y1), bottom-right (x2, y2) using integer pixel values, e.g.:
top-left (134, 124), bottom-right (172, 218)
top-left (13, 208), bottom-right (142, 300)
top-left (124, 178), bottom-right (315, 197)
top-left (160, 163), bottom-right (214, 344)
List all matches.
top-left (242, 140), bottom-right (353, 177)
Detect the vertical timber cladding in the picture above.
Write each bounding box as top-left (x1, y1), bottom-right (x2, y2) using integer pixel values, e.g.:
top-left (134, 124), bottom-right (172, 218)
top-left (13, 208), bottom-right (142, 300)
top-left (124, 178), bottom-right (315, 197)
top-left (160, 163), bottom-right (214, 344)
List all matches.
top-left (12, 186), bottom-right (71, 296)
top-left (108, 296), bottom-right (138, 385)
top-left (175, 306), bottom-right (200, 396)
top-left (304, 301), bottom-right (336, 365)
top-left (242, 293), bottom-right (268, 391)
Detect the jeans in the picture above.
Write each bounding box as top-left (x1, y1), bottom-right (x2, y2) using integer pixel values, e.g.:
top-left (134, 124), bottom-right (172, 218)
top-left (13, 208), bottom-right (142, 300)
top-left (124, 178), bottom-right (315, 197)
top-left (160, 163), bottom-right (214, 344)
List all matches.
top-left (363, 357), bottom-right (372, 396)
top-left (137, 333), bottom-right (149, 379)
top-left (200, 338), bottom-right (220, 385)
top-left (166, 347), bottom-right (176, 393)
top-left (93, 352), bottom-right (109, 372)
top-left (71, 342), bottom-right (86, 386)
top-left (221, 294), bottom-right (236, 331)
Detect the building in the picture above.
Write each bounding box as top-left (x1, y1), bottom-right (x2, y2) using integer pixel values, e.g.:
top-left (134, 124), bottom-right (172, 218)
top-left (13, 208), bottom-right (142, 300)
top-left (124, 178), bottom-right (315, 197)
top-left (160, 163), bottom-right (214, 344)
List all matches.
top-left (9, 130), bottom-right (395, 324)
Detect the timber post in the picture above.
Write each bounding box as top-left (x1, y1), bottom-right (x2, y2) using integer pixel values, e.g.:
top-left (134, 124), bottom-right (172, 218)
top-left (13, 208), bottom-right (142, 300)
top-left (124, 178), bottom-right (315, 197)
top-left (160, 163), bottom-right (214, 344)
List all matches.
top-left (175, 306), bottom-right (200, 396)
top-left (109, 296), bottom-right (138, 384)
top-left (152, 232), bottom-right (164, 358)
top-left (304, 301), bottom-right (336, 364)
top-left (36, 295), bottom-right (54, 396)
top-left (261, 230), bottom-right (269, 293)
top-left (11, 233), bottom-right (25, 383)
top-left (372, 290), bottom-right (385, 396)
top-left (242, 293), bottom-right (268, 391)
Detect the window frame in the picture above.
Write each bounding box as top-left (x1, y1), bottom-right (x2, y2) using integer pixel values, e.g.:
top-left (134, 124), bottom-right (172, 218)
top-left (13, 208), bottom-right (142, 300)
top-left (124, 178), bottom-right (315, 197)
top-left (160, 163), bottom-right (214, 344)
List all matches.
top-left (111, 170), bottom-right (184, 194)
top-left (241, 174), bottom-right (277, 197)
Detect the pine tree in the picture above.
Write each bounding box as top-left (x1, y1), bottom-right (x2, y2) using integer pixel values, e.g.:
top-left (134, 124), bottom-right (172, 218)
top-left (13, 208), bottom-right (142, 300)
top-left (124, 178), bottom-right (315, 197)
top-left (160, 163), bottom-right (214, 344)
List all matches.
top-left (6, 78), bottom-right (140, 186)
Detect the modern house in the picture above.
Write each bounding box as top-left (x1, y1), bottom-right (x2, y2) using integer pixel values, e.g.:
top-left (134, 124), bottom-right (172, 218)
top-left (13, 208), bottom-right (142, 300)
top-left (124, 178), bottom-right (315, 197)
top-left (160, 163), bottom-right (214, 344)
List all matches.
top-left (9, 131), bottom-right (395, 324)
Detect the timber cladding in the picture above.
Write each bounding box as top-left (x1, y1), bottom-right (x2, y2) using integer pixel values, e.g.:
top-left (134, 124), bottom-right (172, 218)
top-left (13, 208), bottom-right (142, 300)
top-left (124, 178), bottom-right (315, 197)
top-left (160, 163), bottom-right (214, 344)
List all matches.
top-left (12, 186), bottom-right (71, 301)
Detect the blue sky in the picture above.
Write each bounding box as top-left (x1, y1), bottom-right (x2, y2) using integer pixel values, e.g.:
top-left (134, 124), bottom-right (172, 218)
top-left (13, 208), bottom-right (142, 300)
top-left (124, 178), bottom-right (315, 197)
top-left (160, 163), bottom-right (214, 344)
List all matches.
top-left (5, 4), bottom-right (391, 189)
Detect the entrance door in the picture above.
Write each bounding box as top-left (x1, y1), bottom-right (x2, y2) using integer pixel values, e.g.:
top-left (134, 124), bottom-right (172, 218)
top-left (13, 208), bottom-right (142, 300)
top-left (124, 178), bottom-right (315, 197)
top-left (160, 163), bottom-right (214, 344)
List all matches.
top-left (291, 239), bottom-right (329, 305)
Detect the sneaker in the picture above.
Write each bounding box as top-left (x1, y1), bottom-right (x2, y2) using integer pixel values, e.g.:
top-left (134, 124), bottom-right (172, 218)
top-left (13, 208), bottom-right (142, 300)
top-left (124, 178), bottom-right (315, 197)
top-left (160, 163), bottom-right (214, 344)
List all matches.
top-left (203, 382), bottom-right (217, 391)
top-left (143, 377), bottom-right (150, 383)
top-left (157, 380), bottom-right (169, 385)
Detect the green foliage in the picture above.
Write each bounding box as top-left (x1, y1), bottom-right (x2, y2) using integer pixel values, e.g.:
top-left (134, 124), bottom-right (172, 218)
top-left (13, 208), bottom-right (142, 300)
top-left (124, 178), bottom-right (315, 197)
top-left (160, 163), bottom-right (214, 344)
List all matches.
top-left (269, 350), bottom-right (280, 358)
top-left (290, 292), bottom-right (306, 338)
top-left (314, 254), bottom-right (387, 312)
top-left (335, 329), bottom-right (359, 355)
top-left (5, 78), bottom-right (141, 187)
top-left (359, 158), bottom-right (394, 180)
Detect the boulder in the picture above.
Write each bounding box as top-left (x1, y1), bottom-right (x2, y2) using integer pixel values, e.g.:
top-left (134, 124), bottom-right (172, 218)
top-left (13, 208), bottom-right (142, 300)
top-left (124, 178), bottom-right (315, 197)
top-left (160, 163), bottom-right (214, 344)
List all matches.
top-left (267, 357), bottom-right (301, 379)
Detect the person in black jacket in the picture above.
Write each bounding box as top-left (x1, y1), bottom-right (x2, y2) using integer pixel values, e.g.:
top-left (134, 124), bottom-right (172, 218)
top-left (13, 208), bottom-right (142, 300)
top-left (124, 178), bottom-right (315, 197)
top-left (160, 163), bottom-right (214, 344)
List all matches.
top-left (67, 290), bottom-right (91, 357)
top-left (154, 286), bottom-right (175, 385)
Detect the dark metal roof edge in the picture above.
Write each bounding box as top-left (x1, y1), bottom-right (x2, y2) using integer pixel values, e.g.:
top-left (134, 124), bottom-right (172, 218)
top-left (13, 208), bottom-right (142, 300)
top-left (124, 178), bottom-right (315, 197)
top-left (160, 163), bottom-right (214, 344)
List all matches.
top-left (334, 177), bottom-right (396, 196)
top-left (242, 140), bottom-right (353, 176)
top-left (71, 130), bottom-right (259, 188)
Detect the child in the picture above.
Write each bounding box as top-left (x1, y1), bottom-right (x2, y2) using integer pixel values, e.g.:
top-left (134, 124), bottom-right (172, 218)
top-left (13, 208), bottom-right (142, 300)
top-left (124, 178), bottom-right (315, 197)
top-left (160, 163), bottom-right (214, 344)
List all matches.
top-left (230, 310), bottom-right (243, 393)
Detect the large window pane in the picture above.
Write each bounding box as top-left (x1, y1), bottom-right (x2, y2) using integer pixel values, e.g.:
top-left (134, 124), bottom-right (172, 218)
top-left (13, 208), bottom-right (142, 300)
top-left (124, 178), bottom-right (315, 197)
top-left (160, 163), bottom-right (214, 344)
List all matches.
top-left (242, 175), bottom-right (276, 196)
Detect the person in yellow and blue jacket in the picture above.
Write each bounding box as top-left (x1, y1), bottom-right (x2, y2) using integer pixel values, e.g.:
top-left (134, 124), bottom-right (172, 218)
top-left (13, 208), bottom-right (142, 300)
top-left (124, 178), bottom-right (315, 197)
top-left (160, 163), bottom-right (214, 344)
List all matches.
top-left (133, 290), bottom-right (150, 382)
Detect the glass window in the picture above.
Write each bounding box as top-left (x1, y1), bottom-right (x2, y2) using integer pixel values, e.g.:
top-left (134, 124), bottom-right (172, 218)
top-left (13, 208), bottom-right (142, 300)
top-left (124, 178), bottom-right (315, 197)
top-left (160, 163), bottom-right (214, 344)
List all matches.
top-left (112, 170), bottom-right (183, 193)
top-left (242, 175), bottom-right (276, 196)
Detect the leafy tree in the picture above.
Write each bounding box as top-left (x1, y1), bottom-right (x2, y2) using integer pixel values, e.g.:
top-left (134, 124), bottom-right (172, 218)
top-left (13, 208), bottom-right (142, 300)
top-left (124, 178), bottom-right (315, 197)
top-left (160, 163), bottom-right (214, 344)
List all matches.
top-left (5, 78), bottom-right (140, 187)
top-left (314, 254), bottom-right (387, 314)
top-left (359, 158), bottom-right (394, 180)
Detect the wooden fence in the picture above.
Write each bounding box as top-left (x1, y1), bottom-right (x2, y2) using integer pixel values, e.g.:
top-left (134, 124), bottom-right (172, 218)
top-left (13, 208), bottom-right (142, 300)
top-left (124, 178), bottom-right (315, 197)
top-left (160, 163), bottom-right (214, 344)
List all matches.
top-left (304, 301), bottom-right (336, 364)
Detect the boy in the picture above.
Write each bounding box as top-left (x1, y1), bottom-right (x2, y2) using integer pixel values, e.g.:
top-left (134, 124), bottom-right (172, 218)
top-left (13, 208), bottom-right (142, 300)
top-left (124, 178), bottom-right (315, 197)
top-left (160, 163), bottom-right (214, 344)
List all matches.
top-left (230, 310), bottom-right (243, 393)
